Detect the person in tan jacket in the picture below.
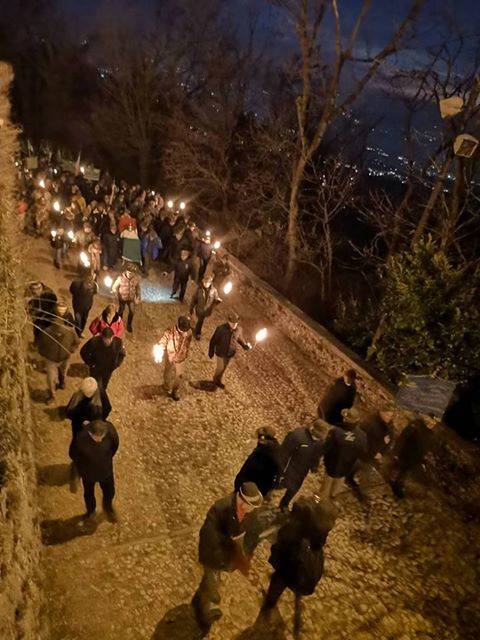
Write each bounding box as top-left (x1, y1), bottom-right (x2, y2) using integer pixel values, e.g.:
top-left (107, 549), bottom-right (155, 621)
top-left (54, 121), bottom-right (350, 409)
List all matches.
top-left (157, 315), bottom-right (192, 401)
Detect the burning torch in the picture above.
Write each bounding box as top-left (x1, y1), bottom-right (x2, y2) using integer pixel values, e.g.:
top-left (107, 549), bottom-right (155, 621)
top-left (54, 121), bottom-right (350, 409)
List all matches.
top-left (104, 275), bottom-right (113, 289)
top-left (153, 343), bottom-right (165, 364)
top-left (53, 200), bottom-right (61, 212)
top-left (80, 251), bottom-right (91, 268)
top-left (223, 281), bottom-right (233, 295)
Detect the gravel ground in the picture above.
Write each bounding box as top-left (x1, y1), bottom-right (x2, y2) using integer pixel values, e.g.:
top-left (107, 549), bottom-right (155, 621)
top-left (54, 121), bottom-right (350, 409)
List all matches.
top-left (25, 237), bottom-right (480, 640)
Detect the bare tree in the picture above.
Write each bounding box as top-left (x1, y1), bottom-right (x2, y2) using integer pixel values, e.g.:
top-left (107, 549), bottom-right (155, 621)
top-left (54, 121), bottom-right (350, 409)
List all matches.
top-left (270, 0), bottom-right (426, 288)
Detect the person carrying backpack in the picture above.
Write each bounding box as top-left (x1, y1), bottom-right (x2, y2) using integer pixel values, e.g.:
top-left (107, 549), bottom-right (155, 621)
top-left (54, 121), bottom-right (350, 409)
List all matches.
top-left (259, 497), bottom-right (337, 632)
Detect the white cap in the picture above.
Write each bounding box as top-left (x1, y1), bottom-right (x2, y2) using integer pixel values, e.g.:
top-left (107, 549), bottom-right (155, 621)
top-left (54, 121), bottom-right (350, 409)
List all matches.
top-left (80, 377), bottom-right (98, 398)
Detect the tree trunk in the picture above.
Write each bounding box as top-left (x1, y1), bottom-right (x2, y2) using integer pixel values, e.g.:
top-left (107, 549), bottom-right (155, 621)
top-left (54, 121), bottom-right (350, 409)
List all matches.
top-left (285, 156), bottom-right (307, 289)
top-left (411, 155), bottom-right (453, 246)
top-left (441, 157), bottom-right (463, 249)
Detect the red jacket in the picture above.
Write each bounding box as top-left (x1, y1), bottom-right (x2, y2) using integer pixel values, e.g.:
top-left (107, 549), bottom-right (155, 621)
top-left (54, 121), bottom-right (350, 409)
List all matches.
top-left (89, 312), bottom-right (125, 338)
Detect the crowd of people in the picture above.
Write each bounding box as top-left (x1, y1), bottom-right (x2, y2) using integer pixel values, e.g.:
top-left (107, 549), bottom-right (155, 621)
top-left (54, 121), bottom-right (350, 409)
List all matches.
top-left (19, 152), bottom-right (437, 636)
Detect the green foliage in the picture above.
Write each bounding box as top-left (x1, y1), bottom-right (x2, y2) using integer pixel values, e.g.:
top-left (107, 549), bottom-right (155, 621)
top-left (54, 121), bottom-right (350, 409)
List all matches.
top-left (332, 293), bottom-right (377, 356)
top-left (374, 239), bottom-right (480, 382)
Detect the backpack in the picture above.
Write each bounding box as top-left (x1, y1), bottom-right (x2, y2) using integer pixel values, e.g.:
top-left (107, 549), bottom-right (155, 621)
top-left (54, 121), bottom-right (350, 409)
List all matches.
top-left (290, 538), bottom-right (324, 596)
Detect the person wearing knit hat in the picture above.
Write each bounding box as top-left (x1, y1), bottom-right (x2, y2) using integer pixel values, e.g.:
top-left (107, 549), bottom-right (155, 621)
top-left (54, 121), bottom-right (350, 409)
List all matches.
top-left (208, 312), bottom-right (252, 390)
top-left (234, 428), bottom-right (281, 497)
top-left (66, 377), bottom-right (111, 439)
top-left (54, 299), bottom-right (75, 329)
top-left (192, 483), bottom-right (263, 634)
top-left (157, 316), bottom-right (193, 401)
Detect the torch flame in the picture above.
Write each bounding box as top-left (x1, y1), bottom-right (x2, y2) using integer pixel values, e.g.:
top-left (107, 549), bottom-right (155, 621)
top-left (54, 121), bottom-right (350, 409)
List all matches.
top-left (167, 199), bottom-right (174, 209)
top-left (153, 343), bottom-right (165, 364)
top-left (255, 328), bottom-right (268, 343)
top-left (223, 281), bottom-right (233, 295)
top-left (104, 275), bottom-right (113, 288)
top-left (179, 201), bottom-right (186, 210)
top-left (206, 229), bottom-right (211, 237)
top-left (213, 241), bottom-right (221, 250)
top-left (67, 230), bottom-right (74, 240)
top-left (39, 179), bottom-right (46, 189)
top-left (51, 229), bottom-right (57, 238)
top-left (53, 200), bottom-right (61, 212)
top-left (80, 251), bottom-right (91, 268)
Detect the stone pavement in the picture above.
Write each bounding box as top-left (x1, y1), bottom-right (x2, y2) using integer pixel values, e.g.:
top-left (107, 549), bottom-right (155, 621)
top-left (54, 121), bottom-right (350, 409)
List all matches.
top-left (25, 238), bottom-right (479, 640)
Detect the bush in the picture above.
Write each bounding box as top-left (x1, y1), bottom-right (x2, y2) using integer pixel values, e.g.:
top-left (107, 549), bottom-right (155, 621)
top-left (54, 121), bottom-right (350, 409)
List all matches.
top-left (374, 239), bottom-right (480, 382)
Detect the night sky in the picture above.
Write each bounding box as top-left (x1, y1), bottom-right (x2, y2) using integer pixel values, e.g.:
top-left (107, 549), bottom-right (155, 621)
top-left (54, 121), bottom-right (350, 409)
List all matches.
top-left (56, 0), bottom-right (480, 165)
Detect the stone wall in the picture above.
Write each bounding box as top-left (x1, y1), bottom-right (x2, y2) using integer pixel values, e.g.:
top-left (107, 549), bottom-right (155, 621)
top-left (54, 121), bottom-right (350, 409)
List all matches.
top-left (0, 62), bottom-right (43, 640)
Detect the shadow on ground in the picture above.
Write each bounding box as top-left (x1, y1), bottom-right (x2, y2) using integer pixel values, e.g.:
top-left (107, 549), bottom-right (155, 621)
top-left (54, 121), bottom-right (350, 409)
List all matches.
top-left (67, 362), bottom-right (89, 378)
top-left (150, 604), bottom-right (204, 640)
top-left (190, 380), bottom-right (218, 393)
top-left (41, 515), bottom-right (98, 545)
top-left (37, 463), bottom-right (71, 487)
top-left (29, 387), bottom-right (48, 403)
top-left (234, 609), bottom-right (287, 640)
top-left (136, 385), bottom-right (166, 400)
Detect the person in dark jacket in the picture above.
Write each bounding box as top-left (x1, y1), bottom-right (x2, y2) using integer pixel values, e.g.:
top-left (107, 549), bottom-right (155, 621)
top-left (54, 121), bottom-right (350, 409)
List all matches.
top-left (189, 274), bottom-right (222, 340)
top-left (170, 249), bottom-right (193, 302)
top-left (69, 419), bottom-right (119, 524)
top-left (80, 327), bottom-right (126, 390)
top-left (317, 369), bottom-right (357, 425)
top-left (208, 312), bottom-right (252, 389)
top-left (387, 417), bottom-right (435, 499)
top-left (278, 421), bottom-right (325, 511)
top-left (28, 281), bottom-right (57, 342)
top-left (192, 483), bottom-right (263, 634)
top-left (37, 321), bottom-right (80, 402)
top-left (197, 234), bottom-right (213, 282)
top-left (321, 417), bottom-right (368, 500)
top-left (50, 227), bottom-right (68, 269)
top-left (140, 226), bottom-right (162, 275)
top-left (234, 426), bottom-right (281, 498)
top-left (69, 273), bottom-right (98, 336)
top-left (66, 377), bottom-right (111, 439)
top-left (54, 300), bottom-right (76, 329)
top-left (260, 497), bottom-right (337, 630)
top-left (101, 223), bottom-right (119, 270)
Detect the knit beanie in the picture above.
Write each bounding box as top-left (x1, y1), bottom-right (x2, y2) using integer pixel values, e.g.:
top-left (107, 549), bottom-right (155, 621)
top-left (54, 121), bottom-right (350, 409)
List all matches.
top-left (80, 377), bottom-right (98, 398)
top-left (239, 482), bottom-right (263, 507)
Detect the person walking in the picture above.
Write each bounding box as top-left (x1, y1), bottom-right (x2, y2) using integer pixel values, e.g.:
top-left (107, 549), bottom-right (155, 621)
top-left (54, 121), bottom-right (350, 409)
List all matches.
top-left (259, 497), bottom-right (337, 634)
top-left (208, 312), bottom-right (252, 389)
top-left (321, 415), bottom-right (368, 501)
top-left (50, 227), bottom-right (67, 269)
top-left (140, 225), bottom-right (162, 275)
top-left (89, 303), bottom-right (125, 339)
top-left (112, 267), bottom-right (141, 333)
top-left (28, 281), bottom-right (57, 343)
top-left (170, 249), bottom-right (193, 302)
top-left (157, 315), bottom-right (192, 401)
top-left (387, 417), bottom-right (436, 499)
top-left (66, 377), bottom-right (112, 439)
top-left (80, 327), bottom-right (126, 390)
top-left (100, 223), bottom-right (119, 270)
top-left (36, 320), bottom-right (80, 403)
top-left (69, 272), bottom-right (98, 336)
top-left (278, 421), bottom-right (325, 511)
top-left (69, 419), bottom-right (119, 524)
top-left (189, 274), bottom-right (222, 340)
top-left (54, 300), bottom-right (76, 329)
top-left (192, 482), bottom-right (263, 635)
top-left (234, 426), bottom-right (281, 498)
top-left (196, 233), bottom-right (213, 282)
top-left (317, 369), bottom-right (357, 425)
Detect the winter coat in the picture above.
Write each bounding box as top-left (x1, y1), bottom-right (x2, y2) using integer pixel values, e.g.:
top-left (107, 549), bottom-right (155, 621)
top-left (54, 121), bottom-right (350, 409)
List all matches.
top-left (112, 272), bottom-right (141, 302)
top-left (92, 211), bottom-right (111, 237)
top-left (159, 325), bottom-right (192, 364)
top-left (189, 284), bottom-right (221, 318)
top-left (141, 232), bottom-right (162, 261)
top-left (317, 378), bottom-right (357, 425)
top-left (172, 257), bottom-right (193, 283)
top-left (89, 311), bottom-right (125, 339)
top-left (359, 412), bottom-right (394, 461)
top-left (199, 493), bottom-right (254, 570)
top-left (279, 427), bottom-right (324, 485)
top-left (28, 285), bottom-right (57, 330)
top-left (57, 310), bottom-right (76, 329)
top-left (69, 279), bottom-right (98, 313)
top-left (69, 421), bottom-right (119, 482)
top-left (197, 240), bottom-right (212, 262)
top-left (392, 420), bottom-right (433, 471)
top-left (234, 438), bottom-right (281, 497)
top-left (209, 323), bottom-right (249, 359)
top-left (80, 335), bottom-right (126, 376)
top-left (66, 388), bottom-right (112, 436)
top-left (179, 228), bottom-right (197, 253)
top-left (212, 258), bottom-right (231, 287)
top-left (323, 425), bottom-right (368, 478)
top-left (37, 323), bottom-right (80, 363)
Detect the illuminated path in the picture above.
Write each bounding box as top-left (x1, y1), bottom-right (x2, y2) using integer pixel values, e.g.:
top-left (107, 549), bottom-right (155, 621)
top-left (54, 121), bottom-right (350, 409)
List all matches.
top-left (27, 238), bottom-right (479, 640)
